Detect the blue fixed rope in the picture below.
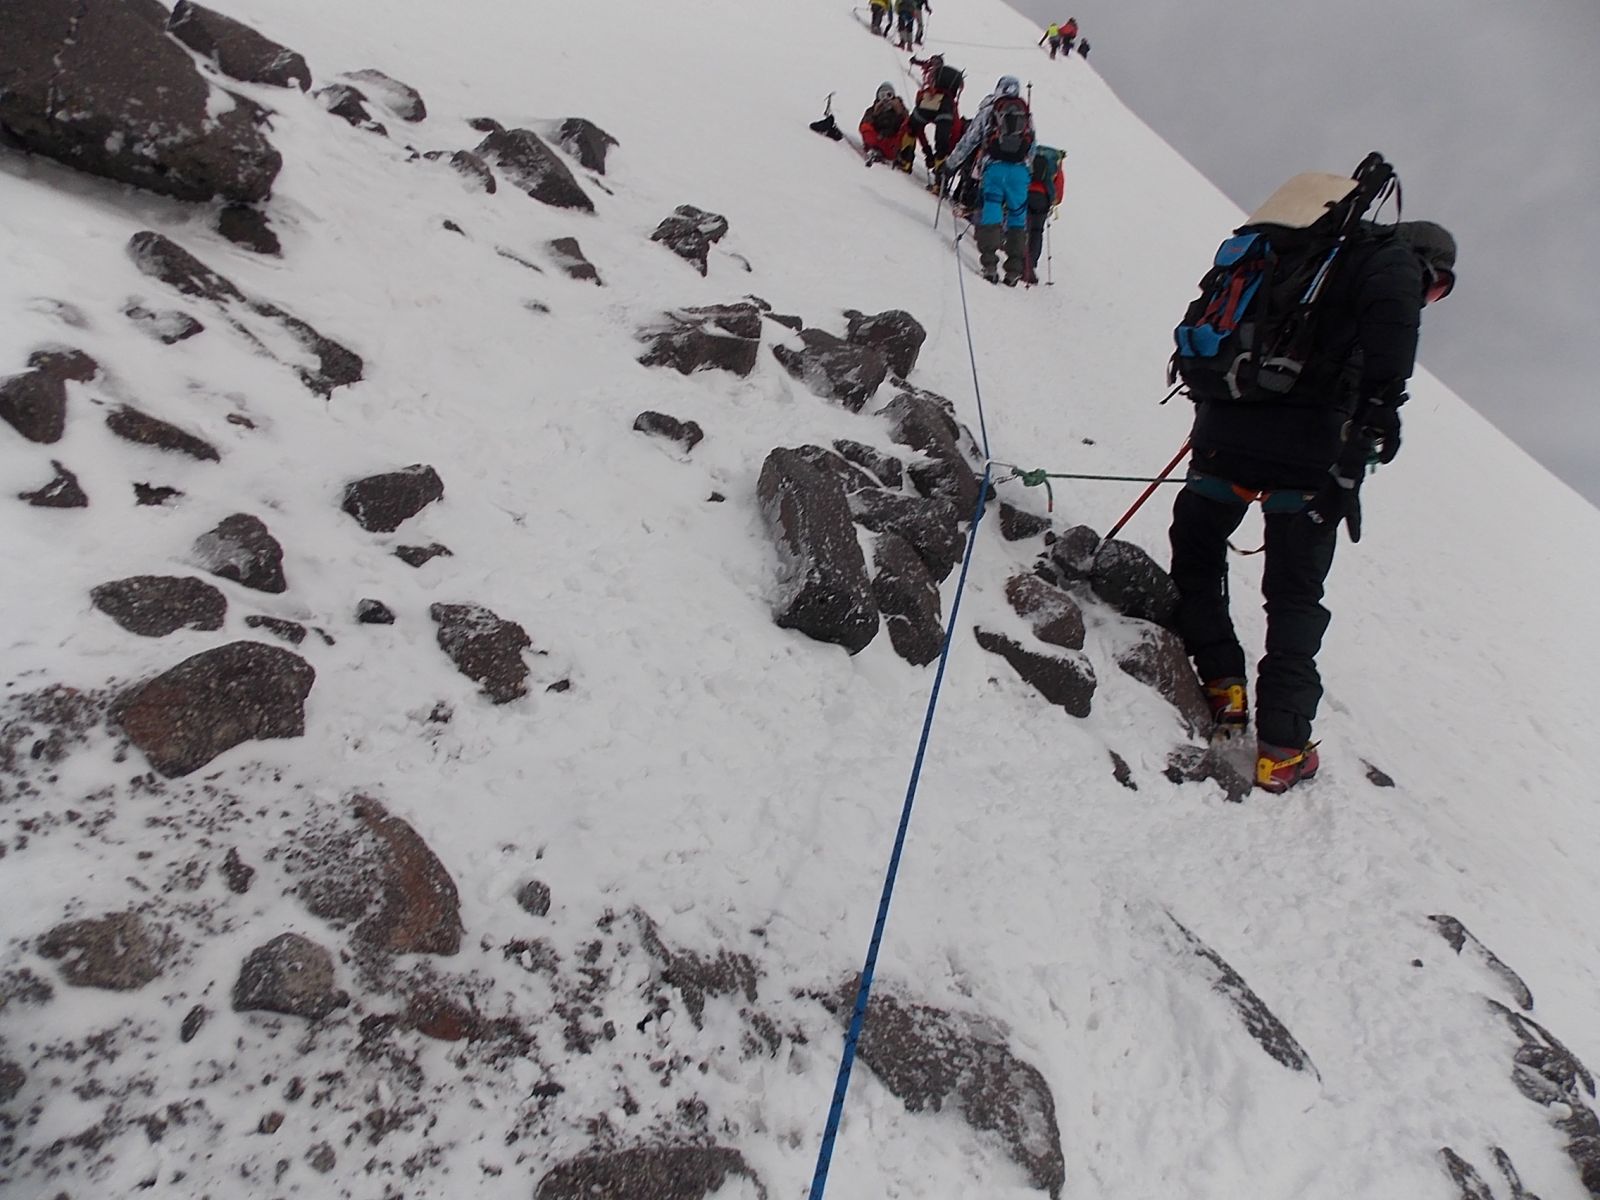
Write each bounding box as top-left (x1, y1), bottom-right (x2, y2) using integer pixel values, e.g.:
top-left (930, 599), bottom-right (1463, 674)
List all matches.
top-left (807, 227), bottom-right (994, 1200)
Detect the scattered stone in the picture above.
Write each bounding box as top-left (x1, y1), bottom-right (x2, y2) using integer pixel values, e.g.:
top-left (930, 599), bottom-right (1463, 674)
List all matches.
top-left (637, 303), bottom-right (762, 377)
top-left (430, 602), bottom-right (532, 704)
top-left (548, 237), bottom-right (601, 284)
top-left (19, 460), bottom-right (87, 508)
top-left (314, 83), bottom-right (386, 135)
top-left (179, 1005), bottom-right (207, 1043)
top-left (441, 219), bottom-right (465, 236)
top-left (1364, 760), bottom-right (1396, 788)
top-left (632, 411), bottom-right (703, 453)
top-left (106, 405), bottom-right (219, 462)
top-left (1163, 742), bottom-right (1253, 802)
top-left (1000, 501), bottom-right (1051, 541)
top-left (1428, 915), bottom-right (1534, 1011)
top-left (844, 308), bottom-right (927, 378)
top-left (546, 679), bottom-right (571, 693)
top-left (356, 598), bottom-right (395, 625)
top-left (245, 615), bottom-right (307, 645)
top-left (233, 933), bottom-right (348, 1020)
top-left (167, 0), bottom-right (311, 89)
top-left (849, 489), bottom-right (963, 582)
top-left (1115, 621), bottom-right (1212, 737)
top-left (1110, 750), bottom-right (1137, 790)
top-left (873, 533), bottom-right (943, 666)
top-left (227, 413), bottom-right (254, 428)
top-left (257, 1111), bottom-right (284, 1135)
top-left (307, 1143), bottom-right (337, 1173)
top-left (298, 794), bottom-right (464, 956)
top-left (476, 128), bottom-right (592, 211)
top-left (708, 492), bottom-right (726, 503)
top-left (536, 1145), bottom-right (764, 1200)
top-left (423, 149), bottom-right (496, 193)
top-left (0, 0), bottom-right (281, 201)
top-left (222, 848), bottom-right (255, 894)
top-left (650, 205), bottom-right (730, 275)
top-left (194, 512), bottom-right (286, 592)
top-left (91, 575), bottom-right (226, 637)
top-left (877, 386), bottom-right (981, 515)
top-left (516, 880), bottom-right (552, 917)
top-left (758, 448), bottom-right (878, 655)
top-left (1005, 573), bottom-right (1086, 652)
top-left (342, 69), bottom-right (426, 121)
top-left (38, 912), bottom-right (163, 991)
top-left (217, 205), bottom-right (281, 256)
top-left (834, 439), bottom-right (903, 489)
top-left (555, 117), bottom-right (618, 173)
top-left (0, 1055), bottom-right (22, 1106)
top-left (341, 464), bottom-right (444, 532)
top-left (125, 305), bottom-right (205, 344)
top-left (975, 627), bottom-right (1095, 718)
top-left (498, 247), bottom-right (544, 273)
top-left (134, 483), bottom-right (184, 506)
top-left (394, 543), bottom-right (453, 568)
top-left (771, 329), bottom-right (888, 414)
top-left (113, 640), bottom-right (315, 776)
top-left (1039, 524), bottom-right (1101, 583)
top-left (0, 349), bottom-right (97, 444)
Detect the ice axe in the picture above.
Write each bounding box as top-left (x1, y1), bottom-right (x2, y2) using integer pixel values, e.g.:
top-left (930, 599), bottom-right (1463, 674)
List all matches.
top-left (809, 92), bottom-right (844, 141)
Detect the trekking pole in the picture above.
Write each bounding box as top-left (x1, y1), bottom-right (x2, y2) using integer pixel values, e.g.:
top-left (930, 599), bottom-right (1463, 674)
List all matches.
top-left (1097, 437), bottom-right (1191, 551)
top-left (1045, 218), bottom-right (1054, 286)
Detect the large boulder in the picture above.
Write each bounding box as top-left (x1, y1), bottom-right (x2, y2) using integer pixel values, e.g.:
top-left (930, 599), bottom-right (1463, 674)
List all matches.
top-left (834, 438), bottom-right (903, 489)
top-left (1005, 573), bottom-right (1085, 652)
top-left (38, 912), bottom-right (163, 991)
top-left (848, 488), bottom-right (964, 581)
top-left (845, 308), bottom-right (927, 378)
top-left (313, 83), bottom-right (386, 135)
top-left (476, 128), bottom-right (593, 211)
top-left (555, 117), bottom-right (618, 174)
top-left (341, 464), bottom-right (444, 532)
top-left (105, 405), bottom-right (219, 462)
top-left (975, 627), bottom-right (1095, 717)
top-left (166, 1), bottom-right (311, 90)
top-left (91, 575), bottom-right (226, 637)
top-left (1045, 526), bottom-right (1180, 626)
top-left (873, 534), bottom-right (944, 666)
top-left (876, 386), bottom-right (981, 514)
top-left (650, 205), bottom-right (729, 275)
top-left (772, 329), bottom-right (889, 414)
top-left (1116, 621), bottom-right (1211, 737)
top-left (536, 1145), bottom-right (763, 1200)
top-left (113, 640), bottom-right (315, 776)
top-left (193, 512), bottom-right (286, 593)
top-left (0, 0), bottom-right (281, 201)
top-left (758, 448), bottom-right (878, 655)
top-left (789, 444), bottom-right (880, 495)
top-left (637, 303), bottom-right (762, 377)
top-left (342, 69), bottom-right (426, 121)
top-left (430, 602), bottom-right (533, 704)
top-left (0, 349), bottom-right (97, 444)
top-left (233, 933), bottom-right (348, 1020)
top-left (216, 204), bottom-right (280, 256)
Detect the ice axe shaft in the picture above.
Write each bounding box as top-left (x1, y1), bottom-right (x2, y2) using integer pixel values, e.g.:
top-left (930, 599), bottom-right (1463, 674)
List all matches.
top-left (1098, 438), bottom-right (1191, 551)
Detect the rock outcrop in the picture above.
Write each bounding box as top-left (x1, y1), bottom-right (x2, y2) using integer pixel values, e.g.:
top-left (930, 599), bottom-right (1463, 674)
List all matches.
top-left (772, 329), bottom-right (888, 413)
top-left (341, 464), bottom-right (444, 532)
top-left (167, 1), bottom-right (312, 90)
top-left (650, 206), bottom-right (729, 275)
top-left (877, 386), bottom-right (981, 515)
top-left (38, 912), bottom-right (164, 991)
top-left (0, 349), bottom-right (97, 444)
top-left (430, 602), bottom-right (533, 703)
top-left (91, 575), bottom-right (226, 637)
top-left (476, 128), bottom-right (593, 211)
top-left (556, 117), bottom-right (618, 173)
top-left (193, 513), bottom-right (287, 593)
top-left (637, 303), bottom-right (762, 377)
top-left (1115, 621), bottom-right (1211, 736)
top-left (342, 69), bottom-right (426, 121)
top-left (845, 308), bottom-right (927, 378)
top-left (548, 236), bottom-right (601, 284)
top-left (105, 405), bottom-right (219, 462)
top-left (873, 534), bottom-right (944, 666)
top-left (233, 934), bottom-right (348, 1020)
top-left (975, 628), bottom-right (1096, 717)
top-left (18, 461), bottom-right (87, 508)
top-left (633, 411), bottom-right (704, 452)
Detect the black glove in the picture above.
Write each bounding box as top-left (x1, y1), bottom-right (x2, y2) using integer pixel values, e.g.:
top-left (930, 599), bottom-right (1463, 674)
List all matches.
top-left (1356, 397), bottom-right (1404, 464)
top-left (1306, 472), bottom-right (1362, 543)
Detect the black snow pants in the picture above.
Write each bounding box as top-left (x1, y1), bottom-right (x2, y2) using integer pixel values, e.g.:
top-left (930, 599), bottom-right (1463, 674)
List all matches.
top-left (1168, 480), bottom-right (1338, 748)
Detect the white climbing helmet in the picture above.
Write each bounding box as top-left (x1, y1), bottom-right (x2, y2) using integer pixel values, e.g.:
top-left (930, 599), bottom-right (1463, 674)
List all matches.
top-left (997, 75), bottom-right (1022, 97)
top-left (876, 81), bottom-right (897, 102)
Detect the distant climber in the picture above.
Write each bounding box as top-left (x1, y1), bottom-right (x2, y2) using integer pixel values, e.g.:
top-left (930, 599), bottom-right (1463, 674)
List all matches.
top-left (1167, 183), bottom-right (1457, 792)
top-left (908, 54), bottom-right (965, 179)
top-left (860, 83), bottom-right (915, 172)
top-left (1076, 39), bottom-right (1091, 59)
top-left (1060, 18), bottom-right (1079, 54)
top-left (1040, 19), bottom-right (1079, 58)
top-left (947, 74), bottom-right (1036, 284)
top-left (909, 0), bottom-right (931, 44)
top-left (894, 0), bottom-right (916, 50)
top-left (868, 0), bottom-right (892, 37)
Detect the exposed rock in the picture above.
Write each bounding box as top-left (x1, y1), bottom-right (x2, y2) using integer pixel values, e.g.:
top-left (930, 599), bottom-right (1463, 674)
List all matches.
top-left (38, 911), bottom-right (163, 991)
top-left (297, 794), bottom-right (464, 956)
top-left (395, 543), bottom-right (453, 568)
top-left (106, 405), bottom-right (219, 462)
top-left (844, 308), bottom-right (927, 378)
top-left (1089, 538), bottom-right (1180, 626)
top-left (430, 602), bottom-right (532, 704)
top-left (91, 575), bottom-right (226, 637)
top-left (772, 329), bottom-right (888, 414)
top-left (125, 305), bottom-right (205, 344)
top-left (548, 236), bottom-right (602, 284)
top-left (1040, 524), bottom-right (1101, 583)
top-left (314, 84), bottom-right (386, 135)
top-left (877, 386), bottom-right (981, 515)
top-left (834, 439), bottom-right (903, 489)
top-left (826, 985), bottom-right (1064, 1199)
top-left (0, 0), bottom-right (281, 201)
top-left (134, 482), bottom-right (184, 506)
top-left (1110, 750), bottom-right (1136, 790)
top-left (874, 533), bottom-right (943, 666)
top-left (790, 444), bottom-right (879, 495)
top-left (650, 205), bottom-right (730, 275)
top-left (516, 880), bottom-right (552, 917)
top-left (222, 847), bottom-right (255, 894)
top-left (849, 489), bottom-right (963, 582)
top-left (1164, 742), bottom-right (1253, 802)
top-left (342, 69), bottom-right (426, 121)
top-left (1116, 621), bottom-right (1212, 737)
top-left (632, 411), bottom-right (703, 453)
top-left (113, 640), bottom-right (315, 776)
top-left (476, 128), bottom-right (593, 211)
top-left (467, 116), bottom-right (504, 134)
top-left (1005, 574), bottom-right (1085, 651)
top-left (1485, 999), bottom-right (1600, 1195)
top-left (976, 627), bottom-right (1095, 718)
top-left (233, 933), bottom-right (348, 1020)
top-left (307, 1143), bottom-right (337, 1173)
top-left (635, 910), bottom-right (759, 1029)
top-left (556, 117), bottom-right (618, 173)
top-left (1438, 1148), bottom-right (1495, 1200)
top-left (356, 598), bottom-right (395, 625)
top-left (0, 1056), bottom-right (23, 1106)
top-left (423, 149), bottom-right (496, 193)
top-left (637, 303), bottom-right (762, 377)
top-left (1429, 916), bottom-right (1534, 1011)
top-left (217, 204), bottom-right (281, 255)
top-left (1000, 501), bottom-right (1051, 541)
top-left (442, 218), bottom-right (465, 237)
top-left (758, 448), bottom-right (878, 655)
top-left (194, 512), bottom-right (286, 592)
top-left (1166, 913), bottom-right (1318, 1075)
top-left (0, 349), bottom-right (97, 444)
top-left (342, 464), bottom-right (444, 532)
top-left (245, 615), bottom-right (307, 645)
top-left (535, 1145), bottom-right (764, 1200)
top-left (1365, 760), bottom-right (1396, 788)
top-left (764, 311), bottom-right (804, 331)
top-left (167, 1), bottom-right (311, 89)
top-left (19, 460), bottom-right (87, 508)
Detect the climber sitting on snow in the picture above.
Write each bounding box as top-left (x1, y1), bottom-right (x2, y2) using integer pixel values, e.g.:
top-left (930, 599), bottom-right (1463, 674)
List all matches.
top-left (860, 83), bottom-right (915, 172)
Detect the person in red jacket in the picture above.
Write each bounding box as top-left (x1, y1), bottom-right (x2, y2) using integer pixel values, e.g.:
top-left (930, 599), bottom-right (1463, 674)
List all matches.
top-left (860, 83), bottom-right (915, 172)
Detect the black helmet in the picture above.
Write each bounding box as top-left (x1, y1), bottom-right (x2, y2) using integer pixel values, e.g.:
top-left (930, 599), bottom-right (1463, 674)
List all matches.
top-left (1394, 220), bottom-right (1457, 273)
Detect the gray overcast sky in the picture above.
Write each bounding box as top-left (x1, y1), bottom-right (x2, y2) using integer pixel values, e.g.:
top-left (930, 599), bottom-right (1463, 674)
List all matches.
top-left (1006, 0), bottom-right (1600, 508)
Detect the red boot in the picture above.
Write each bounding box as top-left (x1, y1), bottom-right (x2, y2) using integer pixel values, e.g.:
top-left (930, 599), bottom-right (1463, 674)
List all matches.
top-left (1255, 742), bottom-right (1320, 794)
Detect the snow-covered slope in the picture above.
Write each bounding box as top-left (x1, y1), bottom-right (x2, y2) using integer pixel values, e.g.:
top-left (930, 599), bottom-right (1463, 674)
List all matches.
top-left (3, 0), bottom-right (1599, 1198)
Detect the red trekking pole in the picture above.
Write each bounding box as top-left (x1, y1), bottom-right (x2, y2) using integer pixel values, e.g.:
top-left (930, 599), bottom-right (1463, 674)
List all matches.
top-left (1097, 437), bottom-right (1191, 551)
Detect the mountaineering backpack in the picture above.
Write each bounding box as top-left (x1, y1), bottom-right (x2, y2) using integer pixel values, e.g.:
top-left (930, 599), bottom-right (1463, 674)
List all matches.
top-left (985, 94), bottom-right (1034, 163)
top-left (1170, 152), bottom-right (1398, 404)
top-left (1028, 145), bottom-right (1066, 211)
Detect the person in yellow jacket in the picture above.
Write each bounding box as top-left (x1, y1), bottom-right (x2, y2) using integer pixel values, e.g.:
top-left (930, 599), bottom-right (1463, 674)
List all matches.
top-left (868, 0), bottom-right (892, 37)
top-left (1039, 23), bottom-right (1064, 58)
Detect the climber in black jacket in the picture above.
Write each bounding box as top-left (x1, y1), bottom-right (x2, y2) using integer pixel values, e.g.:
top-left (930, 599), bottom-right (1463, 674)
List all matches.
top-left (1167, 219), bottom-right (1457, 793)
